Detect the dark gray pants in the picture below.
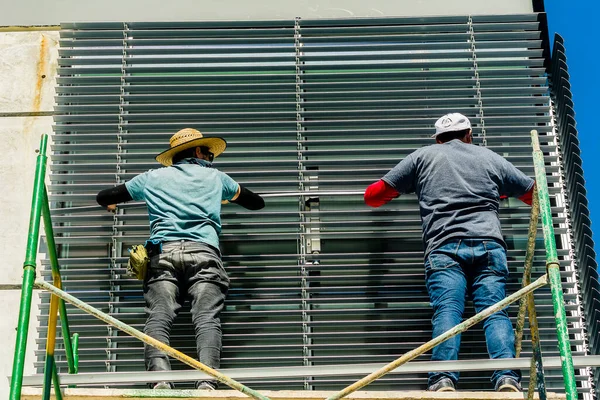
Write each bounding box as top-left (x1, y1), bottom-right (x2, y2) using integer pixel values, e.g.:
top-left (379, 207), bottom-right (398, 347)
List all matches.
top-left (143, 240), bottom-right (229, 385)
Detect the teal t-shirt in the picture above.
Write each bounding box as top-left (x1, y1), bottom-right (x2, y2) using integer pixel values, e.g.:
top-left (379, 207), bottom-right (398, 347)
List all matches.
top-left (125, 158), bottom-right (239, 249)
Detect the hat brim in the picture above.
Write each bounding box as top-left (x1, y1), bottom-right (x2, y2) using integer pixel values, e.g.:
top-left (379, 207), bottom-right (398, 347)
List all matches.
top-left (155, 137), bottom-right (227, 166)
top-left (431, 127), bottom-right (472, 138)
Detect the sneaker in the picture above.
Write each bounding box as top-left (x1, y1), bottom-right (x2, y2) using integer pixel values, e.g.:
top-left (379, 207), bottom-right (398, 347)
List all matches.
top-left (152, 381), bottom-right (174, 390)
top-left (195, 381), bottom-right (217, 391)
top-left (495, 377), bottom-right (522, 392)
top-left (428, 377), bottom-right (456, 392)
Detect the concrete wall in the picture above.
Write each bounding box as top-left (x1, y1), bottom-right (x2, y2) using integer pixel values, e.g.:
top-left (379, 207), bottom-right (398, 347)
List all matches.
top-left (0, 31), bottom-right (59, 399)
top-left (2, 0), bottom-right (534, 25)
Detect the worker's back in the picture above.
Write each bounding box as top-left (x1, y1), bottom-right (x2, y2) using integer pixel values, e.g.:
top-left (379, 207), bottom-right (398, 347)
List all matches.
top-left (125, 158), bottom-right (239, 248)
top-left (383, 139), bottom-right (533, 255)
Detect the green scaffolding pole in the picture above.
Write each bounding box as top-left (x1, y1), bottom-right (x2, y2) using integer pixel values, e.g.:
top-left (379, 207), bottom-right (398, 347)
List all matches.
top-left (9, 135), bottom-right (48, 400)
top-left (42, 187), bottom-right (77, 375)
top-left (531, 130), bottom-right (578, 400)
top-left (41, 185), bottom-right (79, 400)
top-left (10, 134), bottom-right (78, 400)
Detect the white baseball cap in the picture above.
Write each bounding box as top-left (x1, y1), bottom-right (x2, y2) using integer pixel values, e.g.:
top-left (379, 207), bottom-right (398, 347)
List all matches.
top-left (432, 113), bottom-right (472, 138)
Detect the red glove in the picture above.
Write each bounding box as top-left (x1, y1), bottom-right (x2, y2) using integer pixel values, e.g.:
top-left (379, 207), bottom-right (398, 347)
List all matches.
top-left (518, 185), bottom-right (534, 206)
top-left (364, 180), bottom-right (400, 208)
top-left (499, 182), bottom-right (535, 206)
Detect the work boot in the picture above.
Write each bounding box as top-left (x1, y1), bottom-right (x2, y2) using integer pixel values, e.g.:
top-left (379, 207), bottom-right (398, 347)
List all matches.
top-left (195, 380), bottom-right (218, 390)
top-left (152, 381), bottom-right (174, 390)
top-left (495, 377), bottom-right (521, 392)
top-left (427, 377), bottom-right (455, 392)
top-left (147, 357), bottom-right (173, 389)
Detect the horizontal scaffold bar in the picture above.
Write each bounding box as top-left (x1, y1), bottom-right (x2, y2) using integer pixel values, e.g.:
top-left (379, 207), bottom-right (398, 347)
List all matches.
top-left (20, 388), bottom-right (566, 400)
top-left (48, 191), bottom-right (365, 215)
top-left (19, 355), bottom-right (600, 386)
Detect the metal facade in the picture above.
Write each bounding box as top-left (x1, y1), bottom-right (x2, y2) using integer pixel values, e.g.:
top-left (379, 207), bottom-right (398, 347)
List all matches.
top-left (549, 34), bottom-right (599, 393)
top-left (38, 15), bottom-right (595, 395)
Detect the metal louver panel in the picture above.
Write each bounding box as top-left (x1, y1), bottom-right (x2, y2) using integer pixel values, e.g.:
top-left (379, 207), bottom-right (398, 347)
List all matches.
top-left (38, 14), bottom-right (594, 395)
top-left (549, 34), bottom-right (599, 393)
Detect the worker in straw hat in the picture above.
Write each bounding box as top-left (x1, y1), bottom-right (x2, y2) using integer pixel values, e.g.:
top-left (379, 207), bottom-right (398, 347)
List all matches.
top-left (364, 113), bottom-right (535, 393)
top-left (97, 128), bottom-right (264, 390)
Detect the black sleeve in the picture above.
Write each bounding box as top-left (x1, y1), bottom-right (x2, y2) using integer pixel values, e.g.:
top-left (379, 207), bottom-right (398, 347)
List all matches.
top-left (96, 184), bottom-right (133, 207)
top-left (231, 186), bottom-right (265, 210)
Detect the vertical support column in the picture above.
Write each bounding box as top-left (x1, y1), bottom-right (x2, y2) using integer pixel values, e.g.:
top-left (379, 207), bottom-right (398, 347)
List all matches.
top-left (304, 167), bottom-right (321, 389)
top-left (531, 130), bottom-right (578, 400)
top-left (9, 134), bottom-right (48, 400)
top-left (468, 16), bottom-right (487, 147)
top-left (106, 22), bottom-right (129, 374)
top-left (294, 17), bottom-right (313, 390)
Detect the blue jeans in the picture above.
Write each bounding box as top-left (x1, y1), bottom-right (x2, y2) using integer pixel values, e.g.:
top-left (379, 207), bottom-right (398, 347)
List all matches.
top-left (143, 241), bottom-right (229, 387)
top-left (425, 239), bottom-right (521, 386)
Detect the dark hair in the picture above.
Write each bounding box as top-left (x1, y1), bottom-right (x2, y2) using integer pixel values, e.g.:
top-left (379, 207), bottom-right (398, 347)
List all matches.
top-left (171, 146), bottom-right (213, 164)
top-left (172, 147), bottom-right (198, 164)
top-left (436, 128), bottom-right (471, 143)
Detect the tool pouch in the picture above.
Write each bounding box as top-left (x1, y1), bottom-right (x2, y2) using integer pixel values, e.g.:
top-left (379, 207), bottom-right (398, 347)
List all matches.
top-left (127, 244), bottom-right (149, 280)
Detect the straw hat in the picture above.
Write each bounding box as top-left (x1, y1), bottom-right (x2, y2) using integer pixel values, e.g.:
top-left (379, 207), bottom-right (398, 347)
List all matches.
top-left (155, 128), bottom-right (227, 166)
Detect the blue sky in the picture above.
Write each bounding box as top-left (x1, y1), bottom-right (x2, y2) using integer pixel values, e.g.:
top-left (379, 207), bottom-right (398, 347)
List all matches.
top-left (544, 1), bottom-right (600, 265)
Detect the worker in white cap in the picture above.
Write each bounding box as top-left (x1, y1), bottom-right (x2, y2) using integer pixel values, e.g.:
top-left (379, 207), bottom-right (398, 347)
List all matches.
top-left (364, 113), bottom-right (534, 392)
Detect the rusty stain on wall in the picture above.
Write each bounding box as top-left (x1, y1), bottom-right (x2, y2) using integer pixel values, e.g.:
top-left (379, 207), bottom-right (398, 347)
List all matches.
top-left (23, 34), bottom-right (50, 136)
top-left (32, 35), bottom-right (47, 113)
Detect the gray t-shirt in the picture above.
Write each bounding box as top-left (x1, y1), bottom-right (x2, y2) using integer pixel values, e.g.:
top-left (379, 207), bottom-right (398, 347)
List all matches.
top-left (382, 140), bottom-right (534, 256)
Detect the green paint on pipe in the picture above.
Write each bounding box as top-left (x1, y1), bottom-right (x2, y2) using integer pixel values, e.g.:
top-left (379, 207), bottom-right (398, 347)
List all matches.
top-left (51, 362), bottom-right (63, 400)
top-left (42, 187), bottom-right (77, 375)
top-left (43, 291), bottom-right (61, 399)
top-left (72, 333), bottom-right (80, 374)
top-left (531, 130), bottom-right (577, 400)
top-left (42, 354), bottom-right (54, 400)
top-left (9, 134), bottom-right (48, 400)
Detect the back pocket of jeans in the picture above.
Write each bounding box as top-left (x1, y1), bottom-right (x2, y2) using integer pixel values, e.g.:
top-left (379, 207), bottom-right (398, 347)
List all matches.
top-left (484, 241), bottom-right (509, 277)
top-left (426, 252), bottom-right (459, 271)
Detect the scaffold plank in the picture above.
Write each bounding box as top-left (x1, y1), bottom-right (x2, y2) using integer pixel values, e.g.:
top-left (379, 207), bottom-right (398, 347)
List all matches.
top-left (20, 389), bottom-right (566, 400)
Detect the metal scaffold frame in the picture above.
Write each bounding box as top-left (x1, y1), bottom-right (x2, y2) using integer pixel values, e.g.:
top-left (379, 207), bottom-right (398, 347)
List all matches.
top-left (9, 131), bottom-right (579, 400)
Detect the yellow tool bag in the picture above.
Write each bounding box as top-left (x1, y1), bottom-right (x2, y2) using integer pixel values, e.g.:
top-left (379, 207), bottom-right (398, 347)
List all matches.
top-left (127, 244), bottom-right (149, 280)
